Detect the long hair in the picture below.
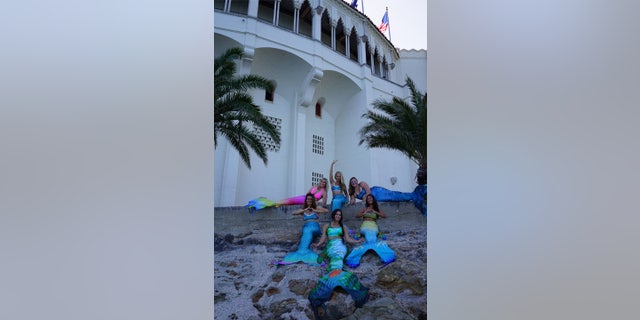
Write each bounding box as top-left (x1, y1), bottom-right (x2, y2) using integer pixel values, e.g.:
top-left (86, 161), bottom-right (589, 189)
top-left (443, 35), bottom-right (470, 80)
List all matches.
top-left (365, 194), bottom-right (380, 212)
top-left (319, 178), bottom-right (328, 190)
top-left (334, 171), bottom-right (347, 196)
top-left (305, 192), bottom-right (317, 209)
top-left (331, 209), bottom-right (344, 229)
top-left (348, 176), bottom-right (358, 196)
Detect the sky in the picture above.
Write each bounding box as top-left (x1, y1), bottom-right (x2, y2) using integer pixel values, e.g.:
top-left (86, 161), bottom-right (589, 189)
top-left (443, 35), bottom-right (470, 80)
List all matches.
top-left (346, 0), bottom-right (427, 50)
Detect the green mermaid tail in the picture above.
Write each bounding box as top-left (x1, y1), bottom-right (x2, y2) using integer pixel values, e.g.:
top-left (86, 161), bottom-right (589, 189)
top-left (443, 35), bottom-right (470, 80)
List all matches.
top-left (308, 269), bottom-right (369, 318)
top-left (345, 222), bottom-right (395, 268)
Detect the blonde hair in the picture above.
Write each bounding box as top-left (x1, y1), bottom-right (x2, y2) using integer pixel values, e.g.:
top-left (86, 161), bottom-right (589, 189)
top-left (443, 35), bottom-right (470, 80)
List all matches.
top-left (334, 171), bottom-right (347, 196)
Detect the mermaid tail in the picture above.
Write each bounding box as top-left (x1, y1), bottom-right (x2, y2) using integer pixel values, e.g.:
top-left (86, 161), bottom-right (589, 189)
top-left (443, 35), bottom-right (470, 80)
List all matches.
top-left (370, 186), bottom-right (413, 202)
top-left (246, 197), bottom-right (278, 211)
top-left (279, 222), bottom-right (321, 265)
top-left (345, 222), bottom-right (395, 268)
top-left (410, 184), bottom-right (428, 216)
top-left (247, 192), bottom-right (325, 211)
top-left (323, 238), bottom-right (347, 270)
top-left (331, 194), bottom-right (348, 212)
top-left (367, 185), bottom-right (427, 216)
top-left (308, 269), bottom-right (369, 318)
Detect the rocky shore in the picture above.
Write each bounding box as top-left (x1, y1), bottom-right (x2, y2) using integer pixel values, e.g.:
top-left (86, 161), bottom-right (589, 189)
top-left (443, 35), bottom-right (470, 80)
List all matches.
top-left (214, 202), bottom-right (427, 319)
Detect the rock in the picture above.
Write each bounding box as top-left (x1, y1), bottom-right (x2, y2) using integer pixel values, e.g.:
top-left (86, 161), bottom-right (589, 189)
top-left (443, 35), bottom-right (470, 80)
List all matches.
top-left (266, 286), bottom-right (280, 296)
top-left (288, 279), bottom-right (314, 296)
top-left (271, 270), bottom-right (285, 283)
top-left (375, 262), bottom-right (425, 295)
top-left (268, 298), bottom-right (299, 318)
top-left (251, 289), bottom-right (264, 303)
top-left (214, 202), bottom-right (426, 320)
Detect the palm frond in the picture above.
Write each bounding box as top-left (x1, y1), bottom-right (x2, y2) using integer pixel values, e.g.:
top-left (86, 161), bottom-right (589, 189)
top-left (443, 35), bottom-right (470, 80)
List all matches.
top-left (214, 47), bottom-right (280, 169)
top-left (358, 77), bottom-right (427, 180)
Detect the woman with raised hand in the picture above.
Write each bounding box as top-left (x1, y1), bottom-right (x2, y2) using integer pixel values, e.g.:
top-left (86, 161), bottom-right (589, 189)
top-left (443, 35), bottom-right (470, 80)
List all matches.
top-left (329, 160), bottom-right (348, 212)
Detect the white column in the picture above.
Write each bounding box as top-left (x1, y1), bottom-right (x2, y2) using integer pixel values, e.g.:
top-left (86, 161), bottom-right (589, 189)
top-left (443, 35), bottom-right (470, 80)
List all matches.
top-left (219, 143), bottom-right (240, 206)
top-left (247, 0), bottom-right (259, 17)
top-left (291, 106), bottom-right (307, 196)
top-left (345, 35), bottom-right (350, 58)
top-left (312, 6), bottom-right (322, 40)
top-left (358, 35), bottom-right (366, 64)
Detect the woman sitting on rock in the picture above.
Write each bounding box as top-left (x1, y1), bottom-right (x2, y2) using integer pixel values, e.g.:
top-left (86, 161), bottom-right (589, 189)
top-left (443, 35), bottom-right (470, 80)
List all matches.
top-left (345, 194), bottom-right (396, 268)
top-left (309, 209), bottom-right (368, 317)
top-left (278, 193), bottom-right (328, 265)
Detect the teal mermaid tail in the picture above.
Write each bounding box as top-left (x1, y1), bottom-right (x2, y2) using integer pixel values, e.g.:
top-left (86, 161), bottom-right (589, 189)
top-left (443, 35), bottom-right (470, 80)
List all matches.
top-left (308, 269), bottom-right (369, 318)
top-left (331, 194), bottom-right (348, 212)
top-left (345, 222), bottom-right (395, 268)
top-left (323, 238), bottom-right (347, 270)
top-left (279, 222), bottom-right (321, 265)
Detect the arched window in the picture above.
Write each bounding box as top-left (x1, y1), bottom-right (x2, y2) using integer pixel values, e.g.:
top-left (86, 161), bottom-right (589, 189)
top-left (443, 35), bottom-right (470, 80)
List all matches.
top-left (373, 47), bottom-right (381, 76)
top-left (229, 0), bottom-right (249, 15)
top-left (320, 11), bottom-right (332, 48)
top-left (257, 0), bottom-right (276, 23)
top-left (278, 0), bottom-right (295, 31)
top-left (382, 56), bottom-right (389, 79)
top-left (214, 0), bottom-right (226, 11)
top-left (315, 101), bottom-right (322, 118)
top-left (265, 81), bottom-right (276, 102)
top-left (349, 28), bottom-right (359, 63)
top-left (335, 18), bottom-right (346, 55)
top-left (365, 41), bottom-right (372, 70)
top-left (298, 1), bottom-right (313, 38)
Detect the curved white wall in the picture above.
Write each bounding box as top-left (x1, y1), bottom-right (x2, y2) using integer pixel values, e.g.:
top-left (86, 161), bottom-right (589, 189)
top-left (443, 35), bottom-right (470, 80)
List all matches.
top-left (215, 1), bottom-right (427, 206)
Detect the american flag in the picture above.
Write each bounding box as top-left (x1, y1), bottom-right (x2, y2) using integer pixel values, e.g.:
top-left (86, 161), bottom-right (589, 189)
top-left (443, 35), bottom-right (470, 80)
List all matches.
top-left (378, 11), bottom-right (389, 32)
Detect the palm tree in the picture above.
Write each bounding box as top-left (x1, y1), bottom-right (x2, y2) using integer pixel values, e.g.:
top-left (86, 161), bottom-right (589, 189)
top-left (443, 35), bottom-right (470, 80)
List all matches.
top-left (358, 77), bottom-right (427, 185)
top-left (214, 47), bottom-right (281, 169)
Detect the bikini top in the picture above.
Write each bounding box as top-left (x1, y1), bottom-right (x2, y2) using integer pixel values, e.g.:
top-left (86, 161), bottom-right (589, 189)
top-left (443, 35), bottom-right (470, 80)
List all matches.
top-left (309, 186), bottom-right (323, 199)
top-left (356, 188), bottom-right (366, 199)
top-left (362, 212), bottom-right (378, 220)
top-left (303, 212), bottom-right (319, 221)
top-left (327, 226), bottom-right (343, 238)
top-left (331, 185), bottom-right (342, 191)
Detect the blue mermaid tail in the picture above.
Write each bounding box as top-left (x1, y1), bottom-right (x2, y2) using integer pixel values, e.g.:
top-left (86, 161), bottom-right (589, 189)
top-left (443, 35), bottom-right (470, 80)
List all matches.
top-left (278, 222), bottom-right (321, 265)
top-left (345, 221), bottom-right (395, 268)
top-left (363, 184), bottom-right (427, 216)
top-left (308, 269), bottom-right (369, 318)
top-left (410, 184), bottom-right (427, 216)
top-left (331, 194), bottom-right (348, 212)
top-left (370, 186), bottom-right (413, 202)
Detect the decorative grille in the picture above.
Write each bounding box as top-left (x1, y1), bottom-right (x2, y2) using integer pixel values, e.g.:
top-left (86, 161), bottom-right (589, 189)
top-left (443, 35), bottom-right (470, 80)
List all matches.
top-left (312, 172), bottom-right (324, 185)
top-left (312, 134), bottom-right (324, 155)
top-left (253, 116), bottom-right (282, 152)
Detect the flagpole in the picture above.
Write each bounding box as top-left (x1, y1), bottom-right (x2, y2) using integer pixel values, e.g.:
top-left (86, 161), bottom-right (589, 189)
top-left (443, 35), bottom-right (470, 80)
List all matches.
top-left (386, 7), bottom-right (391, 42)
top-left (361, 0), bottom-right (365, 15)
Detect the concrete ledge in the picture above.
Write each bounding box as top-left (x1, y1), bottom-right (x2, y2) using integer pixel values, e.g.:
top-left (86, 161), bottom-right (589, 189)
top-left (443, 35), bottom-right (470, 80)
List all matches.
top-left (214, 202), bottom-right (426, 241)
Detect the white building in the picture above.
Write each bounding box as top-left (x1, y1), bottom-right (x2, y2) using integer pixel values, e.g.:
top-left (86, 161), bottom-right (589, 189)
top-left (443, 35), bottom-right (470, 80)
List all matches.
top-left (214, 0), bottom-right (427, 206)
